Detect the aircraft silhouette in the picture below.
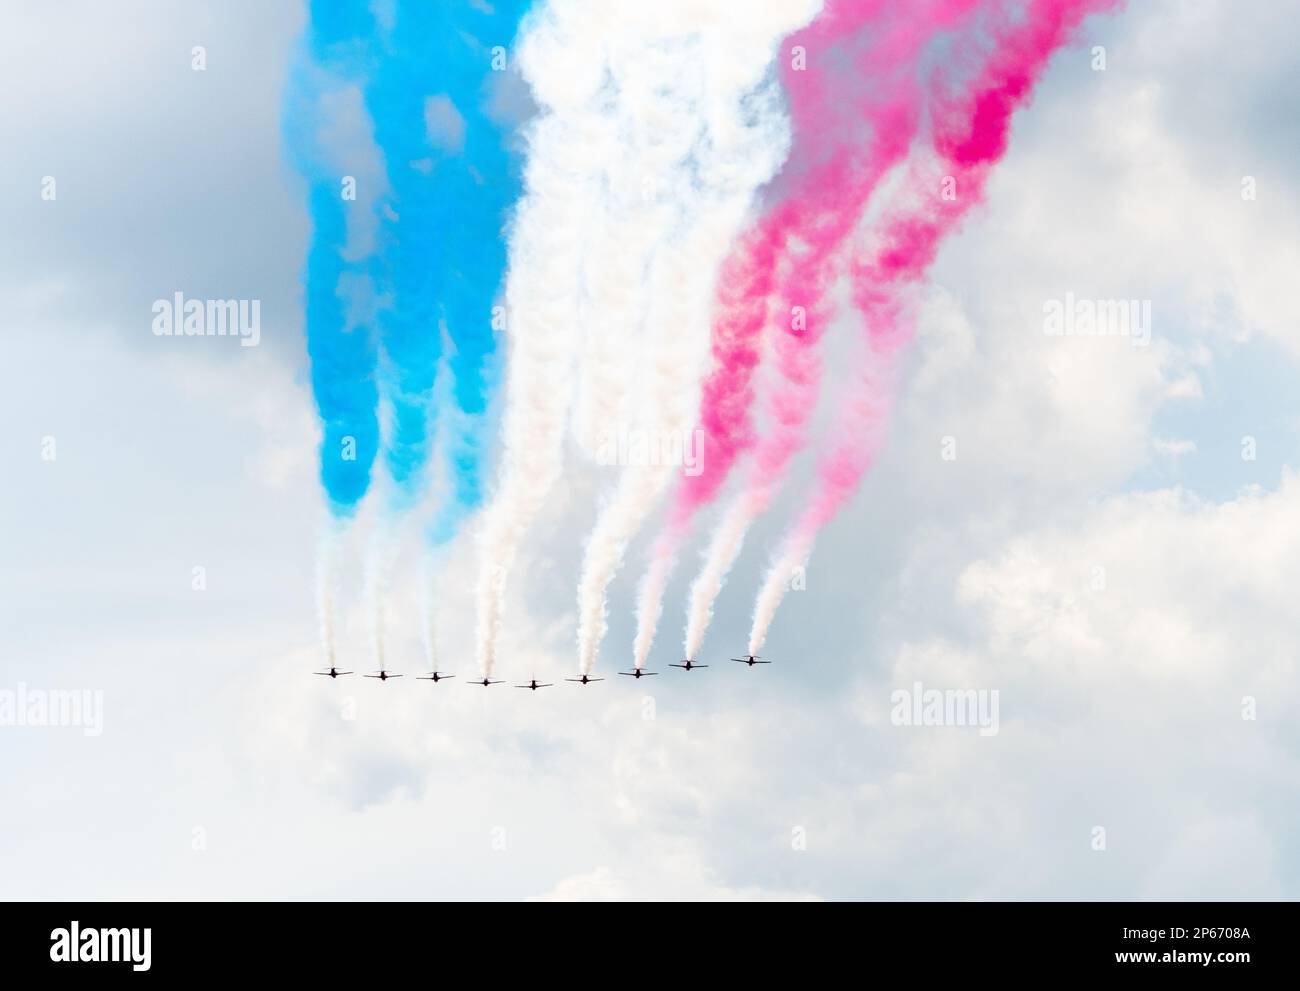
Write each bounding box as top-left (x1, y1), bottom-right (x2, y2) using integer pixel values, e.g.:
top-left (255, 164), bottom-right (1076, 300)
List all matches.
top-left (416, 671), bottom-right (455, 683)
top-left (313, 667), bottom-right (352, 679)
top-left (468, 678), bottom-right (505, 687)
top-left (515, 679), bottom-right (553, 691)
top-left (618, 668), bottom-right (658, 679)
top-left (731, 655), bottom-right (770, 667)
top-left (565, 674), bottom-right (605, 685)
top-left (669, 658), bottom-right (708, 672)
top-left (363, 669), bottom-right (402, 682)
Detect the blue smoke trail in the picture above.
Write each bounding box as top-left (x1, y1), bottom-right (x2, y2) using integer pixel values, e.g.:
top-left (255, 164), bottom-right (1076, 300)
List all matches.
top-left (362, 5), bottom-right (447, 512)
top-left (423, 0), bottom-right (533, 547)
top-left (360, 1), bottom-right (531, 533)
top-left (285, 0), bottom-right (382, 519)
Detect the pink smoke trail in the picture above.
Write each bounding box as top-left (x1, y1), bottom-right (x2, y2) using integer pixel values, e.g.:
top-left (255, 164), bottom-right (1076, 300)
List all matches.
top-left (631, 0), bottom-right (898, 668)
top-left (675, 0), bottom-right (985, 661)
top-left (748, 0), bottom-right (1125, 655)
top-left (676, 0), bottom-right (962, 522)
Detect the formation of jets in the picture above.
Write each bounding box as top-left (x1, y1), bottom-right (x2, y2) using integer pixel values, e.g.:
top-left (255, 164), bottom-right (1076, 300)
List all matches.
top-left (313, 656), bottom-right (769, 686)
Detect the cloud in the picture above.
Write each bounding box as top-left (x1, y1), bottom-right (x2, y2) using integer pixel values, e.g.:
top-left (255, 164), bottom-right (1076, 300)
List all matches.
top-left (2, 0), bottom-right (1298, 901)
top-left (854, 476), bottom-right (1300, 897)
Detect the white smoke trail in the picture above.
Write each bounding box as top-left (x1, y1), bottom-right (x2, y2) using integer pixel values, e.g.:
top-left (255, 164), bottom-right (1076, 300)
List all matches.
top-left (574, 1), bottom-right (823, 675)
top-left (571, 212), bottom-right (649, 460)
top-left (316, 524), bottom-right (344, 667)
top-left (631, 528), bottom-right (683, 668)
top-left (419, 556), bottom-right (443, 673)
top-left (364, 523), bottom-right (400, 671)
top-left (684, 276), bottom-right (847, 661)
top-left (474, 2), bottom-right (611, 677)
top-left (746, 528), bottom-right (813, 657)
top-left (574, 15), bottom-right (755, 460)
top-left (569, 64), bottom-right (673, 459)
top-left (572, 38), bottom-right (709, 674)
top-left (682, 489), bottom-right (759, 660)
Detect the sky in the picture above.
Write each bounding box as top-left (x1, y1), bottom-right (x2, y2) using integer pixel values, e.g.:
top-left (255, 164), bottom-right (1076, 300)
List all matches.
top-left (1, 0), bottom-right (1298, 900)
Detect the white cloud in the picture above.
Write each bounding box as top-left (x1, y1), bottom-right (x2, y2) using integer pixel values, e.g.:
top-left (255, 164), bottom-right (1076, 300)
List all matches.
top-left (852, 477), bottom-right (1300, 897)
top-left (2, 0), bottom-right (1298, 902)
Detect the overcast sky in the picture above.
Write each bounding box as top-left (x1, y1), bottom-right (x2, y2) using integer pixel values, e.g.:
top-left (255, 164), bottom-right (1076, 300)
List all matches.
top-left (1, 0), bottom-right (1297, 900)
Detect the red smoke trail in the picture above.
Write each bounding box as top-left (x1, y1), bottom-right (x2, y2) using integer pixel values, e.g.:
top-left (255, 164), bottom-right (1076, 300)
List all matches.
top-left (675, 0), bottom-right (983, 524)
top-left (639, 1), bottom-right (993, 663)
top-left (635, 0), bottom-right (898, 665)
top-left (678, 0), bottom-right (989, 661)
top-left (634, 0), bottom-right (986, 667)
top-left (737, 0), bottom-right (989, 511)
top-left (748, 0), bottom-right (1124, 654)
